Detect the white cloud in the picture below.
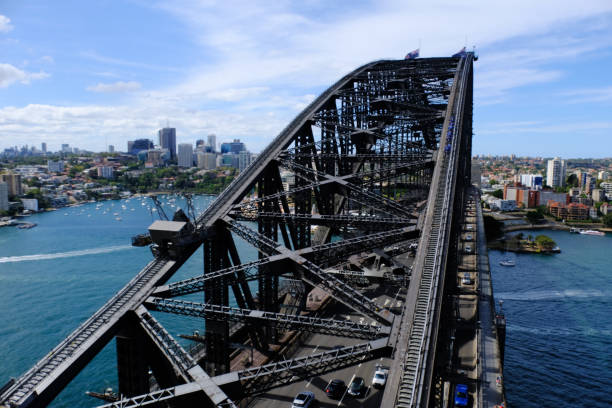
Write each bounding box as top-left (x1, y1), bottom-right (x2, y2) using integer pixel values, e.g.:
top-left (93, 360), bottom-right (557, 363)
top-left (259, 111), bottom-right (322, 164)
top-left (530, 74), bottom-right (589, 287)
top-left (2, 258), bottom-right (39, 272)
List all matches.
top-left (40, 55), bottom-right (54, 64)
top-left (86, 81), bottom-right (142, 93)
top-left (0, 15), bottom-right (13, 33)
top-left (557, 86), bottom-right (612, 103)
top-left (0, 63), bottom-right (49, 88)
top-left (4, 1), bottom-right (612, 153)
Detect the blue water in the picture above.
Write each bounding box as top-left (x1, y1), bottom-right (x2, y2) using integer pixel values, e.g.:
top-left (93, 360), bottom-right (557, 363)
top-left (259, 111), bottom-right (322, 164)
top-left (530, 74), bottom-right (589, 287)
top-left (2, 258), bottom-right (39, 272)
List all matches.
top-left (0, 195), bottom-right (257, 407)
top-left (2, 207), bottom-right (611, 407)
top-left (489, 230), bottom-right (612, 407)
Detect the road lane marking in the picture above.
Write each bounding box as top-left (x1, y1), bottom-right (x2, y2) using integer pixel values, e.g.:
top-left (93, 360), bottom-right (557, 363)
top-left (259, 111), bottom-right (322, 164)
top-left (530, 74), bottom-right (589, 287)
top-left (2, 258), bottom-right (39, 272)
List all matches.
top-left (338, 374), bottom-right (355, 406)
top-left (305, 345), bottom-right (320, 387)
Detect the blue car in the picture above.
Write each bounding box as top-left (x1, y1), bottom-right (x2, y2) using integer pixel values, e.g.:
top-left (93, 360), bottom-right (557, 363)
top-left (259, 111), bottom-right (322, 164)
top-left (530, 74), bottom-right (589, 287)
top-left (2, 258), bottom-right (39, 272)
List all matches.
top-left (454, 384), bottom-right (468, 407)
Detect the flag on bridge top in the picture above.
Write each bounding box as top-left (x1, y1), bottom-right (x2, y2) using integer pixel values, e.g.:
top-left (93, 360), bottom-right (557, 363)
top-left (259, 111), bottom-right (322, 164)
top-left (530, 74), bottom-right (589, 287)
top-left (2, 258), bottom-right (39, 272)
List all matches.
top-left (452, 47), bottom-right (467, 58)
top-left (404, 48), bottom-right (419, 60)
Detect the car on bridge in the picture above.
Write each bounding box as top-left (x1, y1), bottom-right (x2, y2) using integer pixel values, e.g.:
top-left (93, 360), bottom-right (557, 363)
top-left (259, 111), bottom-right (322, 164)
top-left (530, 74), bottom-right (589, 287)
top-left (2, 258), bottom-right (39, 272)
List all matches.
top-left (325, 379), bottom-right (345, 399)
top-left (372, 365), bottom-right (389, 388)
top-left (347, 377), bottom-right (366, 397)
top-left (292, 391), bottom-right (315, 408)
top-left (454, 384), bottom-right (468, 407)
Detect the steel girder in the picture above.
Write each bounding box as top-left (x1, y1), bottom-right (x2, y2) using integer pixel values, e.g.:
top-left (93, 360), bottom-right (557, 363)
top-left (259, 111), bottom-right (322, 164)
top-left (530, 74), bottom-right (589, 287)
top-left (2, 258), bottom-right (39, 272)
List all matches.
top-left (214, 339), bottom-right (388, 397)
top-left (230, 212), bottom-right (416, 230)
top-left (144, 297), bottom-right (389, 339)
top-left (154, 226), bottom-right (418, 298)
top-left (225, 219), bottom-right (393, 325)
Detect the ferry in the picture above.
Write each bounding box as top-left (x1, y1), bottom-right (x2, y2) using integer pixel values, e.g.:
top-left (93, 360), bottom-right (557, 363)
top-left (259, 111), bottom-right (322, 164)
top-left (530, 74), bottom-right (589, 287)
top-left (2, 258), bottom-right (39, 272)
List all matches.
top-left (580, 229), bottom-right (605, 236)
top-left (499, 258), bottom-right (515, 267)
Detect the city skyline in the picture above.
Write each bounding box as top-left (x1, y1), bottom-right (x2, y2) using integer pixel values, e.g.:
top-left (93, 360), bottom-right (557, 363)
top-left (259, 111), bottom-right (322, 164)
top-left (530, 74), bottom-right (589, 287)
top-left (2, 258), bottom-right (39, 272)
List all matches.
top-left (2, 2), bottom-right (612, 156)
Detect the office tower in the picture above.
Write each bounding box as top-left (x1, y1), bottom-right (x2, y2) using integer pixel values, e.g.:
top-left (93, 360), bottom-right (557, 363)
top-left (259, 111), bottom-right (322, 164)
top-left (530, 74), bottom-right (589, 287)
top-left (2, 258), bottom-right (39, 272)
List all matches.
top-left (1, 173), bottom-right (22, 196)
top-left (129, 139), bottom-right (154, 155)
top-left (207, 134), bottom-right (216, 152)
top-left (108, 145), bottom-right (115, 153)
top-left (61, 144), bottom-right (71, 153)
top-left (546, 157), bottom-right (566, 188)
top-left (41, 142), bottom-right (47, 153)
top-left (0, 182), bottom-right (8, 211)
top-left (158, 128), bottom-right (177, 159)
top-left (220, 139), bottom-right (246, 154)
top-left (127, 141), bottom-right (135, 153)
top-left (197, 152), bottom-right (217, 170)
top-left (519, 174), bottom-right (543, 190)
top-left (238, 151), bottom-right (252, 172)
top-left (178, 143), bottom-right (194, 167)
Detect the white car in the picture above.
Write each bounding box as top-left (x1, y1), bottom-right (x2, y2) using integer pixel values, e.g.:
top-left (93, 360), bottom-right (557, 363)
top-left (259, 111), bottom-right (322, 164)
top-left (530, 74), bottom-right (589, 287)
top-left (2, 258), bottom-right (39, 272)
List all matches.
top-left (292, 392), bottom-right (315, 408)
top-left (372, 365), bottom-right (389, 388)
top-left (461, 274), bottom-right (472, 285)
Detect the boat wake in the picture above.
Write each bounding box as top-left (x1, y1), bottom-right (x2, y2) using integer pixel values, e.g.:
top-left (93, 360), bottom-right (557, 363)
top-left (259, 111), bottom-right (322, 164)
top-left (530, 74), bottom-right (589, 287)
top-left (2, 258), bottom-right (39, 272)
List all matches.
top-left (0, 245), bottom-right (133, 264)
top-left (496, 289), bottom-right (611, 302)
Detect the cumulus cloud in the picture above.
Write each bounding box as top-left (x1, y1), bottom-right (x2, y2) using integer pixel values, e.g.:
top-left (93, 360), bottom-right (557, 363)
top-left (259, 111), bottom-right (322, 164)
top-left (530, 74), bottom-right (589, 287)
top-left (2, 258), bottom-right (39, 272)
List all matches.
top-left (0, 15), bottom-right (13, 33)
top-left (0, 63), bottom-right (49, 88)
top-left (86, 81), bottom-right (141, 93)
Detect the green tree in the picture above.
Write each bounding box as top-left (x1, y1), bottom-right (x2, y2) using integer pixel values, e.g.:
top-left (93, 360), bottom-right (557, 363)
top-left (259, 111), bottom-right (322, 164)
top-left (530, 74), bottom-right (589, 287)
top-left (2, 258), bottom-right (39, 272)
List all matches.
top-left (566, 174), bottom-right (579, 188)
top-left (490, 189), bottom-right (503, 199)
top-left (603, 213), bottom-right (612, 228)
top-left (526, 210), bottom-right (544, 224)
top-left (535, 235), bottom-right (556, 250)
top-left (483, 215), bottom-right (504, 240)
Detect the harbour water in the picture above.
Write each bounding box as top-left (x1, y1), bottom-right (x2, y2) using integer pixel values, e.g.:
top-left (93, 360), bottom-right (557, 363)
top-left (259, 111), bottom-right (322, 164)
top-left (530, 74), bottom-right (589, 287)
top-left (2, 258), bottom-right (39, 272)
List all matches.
top-left (489, 229), bottom-right (611, 407)
top-left (0, 195), bottom-right (255, 407)
top-left (1, 204), bottom-right (610, 407)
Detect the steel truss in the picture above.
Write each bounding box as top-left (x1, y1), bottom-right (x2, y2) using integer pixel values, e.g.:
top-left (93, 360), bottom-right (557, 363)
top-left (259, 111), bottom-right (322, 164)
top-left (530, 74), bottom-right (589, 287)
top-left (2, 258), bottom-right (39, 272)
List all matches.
top-left (145, 297), bottom-right (389, 339)
top-left (1, 56), bottom-right (474, 408)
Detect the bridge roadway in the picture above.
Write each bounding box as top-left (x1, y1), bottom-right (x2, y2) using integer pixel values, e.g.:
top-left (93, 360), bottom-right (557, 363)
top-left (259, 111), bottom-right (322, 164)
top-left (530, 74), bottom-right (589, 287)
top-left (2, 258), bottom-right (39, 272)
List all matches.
top-left (249, 290), bottom-right (406, 408)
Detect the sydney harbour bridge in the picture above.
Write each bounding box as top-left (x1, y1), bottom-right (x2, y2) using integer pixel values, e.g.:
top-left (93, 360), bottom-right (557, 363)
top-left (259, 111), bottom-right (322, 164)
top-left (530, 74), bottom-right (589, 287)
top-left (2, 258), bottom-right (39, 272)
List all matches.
top-left (1, 53), bottom-right (475, 408)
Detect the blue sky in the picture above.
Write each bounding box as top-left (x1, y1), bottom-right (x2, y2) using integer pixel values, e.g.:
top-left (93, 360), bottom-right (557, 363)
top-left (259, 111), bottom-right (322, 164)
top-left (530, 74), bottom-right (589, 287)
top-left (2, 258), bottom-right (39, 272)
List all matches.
top-left (1, 1), bottom-right (612, 158)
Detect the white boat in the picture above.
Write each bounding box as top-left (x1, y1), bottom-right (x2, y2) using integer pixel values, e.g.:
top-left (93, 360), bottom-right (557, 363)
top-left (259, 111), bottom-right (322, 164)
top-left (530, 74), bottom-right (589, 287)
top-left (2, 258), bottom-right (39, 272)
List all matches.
top-left (580, 229), bottom-right (605, 236)
top-left (499, 258), bottom-right (515, 267)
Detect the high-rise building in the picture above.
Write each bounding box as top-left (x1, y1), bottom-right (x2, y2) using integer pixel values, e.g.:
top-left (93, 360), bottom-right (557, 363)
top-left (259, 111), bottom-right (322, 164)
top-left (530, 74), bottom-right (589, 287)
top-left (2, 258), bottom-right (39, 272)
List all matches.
top-left (158, 128), bottom-right (177, 159)
top-left (1, 173), bottom-right (22, 196)
top-left (600, 182), bottom-right (612, 197)
top-left (41, 142), bottom-right (47, 153)
top-left (127, 141), bottom-right (135, 153)
top-left (196, 139), bottom-right (205, 149)
top-left (207, 134), bottom-right (216, 152)
top-left (61, 144), bottom-right (71, 153)
top-left (108, 145), bottom-right (115, 153)
top-left (592, 189), bottom-right (606, 203)
top-left (129, 139), bottom-right (154, 155)
top-left (0, 182), bottom-right (8, 211)
top-left (178, 143), bottom-right (193, 167)
top-left (546, 157), bottom-right (566, 188)
top-left (220, 139), bottom-right (245, 154)
top-left (47, 160), bottom-right (64, 173)
top-left (197, 152), bottom-right (217, 170)
top-left (519, 174), bottom-right (543, 190)
top-left (238, 151), bottom-right (253, 172)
